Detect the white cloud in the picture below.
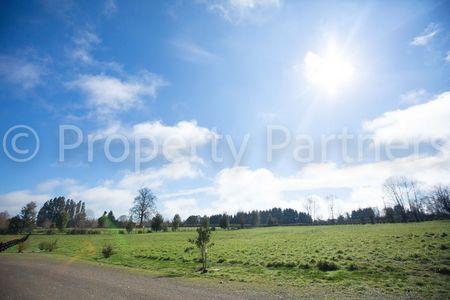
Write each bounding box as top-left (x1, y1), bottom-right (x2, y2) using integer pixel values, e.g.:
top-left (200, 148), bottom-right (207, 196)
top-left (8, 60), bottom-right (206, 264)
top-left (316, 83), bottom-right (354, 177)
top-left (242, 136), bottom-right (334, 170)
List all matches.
top-left (446, 51), bottom-right (450, 63)
top-left (68, 29), bottom-right (122, 72)
top-left (5, 141), bottom-right (450, 218)
top-left (68, 185), bottom-right (134, 216)
top-left (0, 160), bottom-right (204, 217)
top-left (214, 167), bottom-right (283, 212)
top-left (400, 88), bottom-right (427, 105)
top-left (130, 120), bottom-right (215, 158)
top-left (69, 72), bottom-right (166, 115)
top-left (0, 120), bottom-right (216, 216)
top-left (171, 39), bottom-right (217, 63)
top-left (103, 0), bottom-right (117, 16)
top-left (410, 23), bottom-right (440, 46)
top-left (63, 160), bottom-right (204, 218)
top-left (118, 161), bottom-right (201, 191)
top-left (4, 89), bottom-right (450, 219)
top-left (96, 120), bottom-right (216, 162)
top-left (0, 190), bottom-right (50, 214)
top-left (70, 30), bottom-right (101, 64)
top-left (0, 54), bottom-right (45, 89)
top-left (159, 186), bottom-right (215, 199)
top-left (203, 0), bottom-right (281, 23)
top-left (363, 91), bottom-right (450, 143)
top-left (160, 198), bottom-right (213, 219)
top-left (170, 145), bottom-right (450, 218)
top-left (36, 178), bottom-right (78, 193)
top-left (162, 93), bottom-right (450, 218)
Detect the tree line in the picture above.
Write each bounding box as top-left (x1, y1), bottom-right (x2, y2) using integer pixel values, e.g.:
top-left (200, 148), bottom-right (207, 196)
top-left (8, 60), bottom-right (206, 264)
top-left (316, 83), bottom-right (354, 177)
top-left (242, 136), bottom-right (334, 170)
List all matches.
top-left (0, 177), bottom-right (449, 234)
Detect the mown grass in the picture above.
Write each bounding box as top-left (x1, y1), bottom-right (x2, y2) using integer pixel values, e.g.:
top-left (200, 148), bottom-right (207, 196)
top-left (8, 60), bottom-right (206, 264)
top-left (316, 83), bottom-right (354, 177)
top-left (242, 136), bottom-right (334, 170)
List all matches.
top-left (2, 221), bottom-right (449, 298)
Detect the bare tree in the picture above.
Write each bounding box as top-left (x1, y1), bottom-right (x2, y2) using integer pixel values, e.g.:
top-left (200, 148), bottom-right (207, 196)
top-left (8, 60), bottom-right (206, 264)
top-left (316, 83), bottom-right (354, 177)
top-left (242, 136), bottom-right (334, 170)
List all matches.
top-left (408, 180), bottom-right (425, 221)
top-left (326, 195), bottom-right (336, 222)
top-left (130, 188), bottom-right (156, 227)
top-left (383, 176), bottom-right (424, 221)
top-left (429, 185), bottom-right (450, 215)
top-left (383, 177), bottom-right (408, 221)
top-left (304, 197), bottom-right (313, 220)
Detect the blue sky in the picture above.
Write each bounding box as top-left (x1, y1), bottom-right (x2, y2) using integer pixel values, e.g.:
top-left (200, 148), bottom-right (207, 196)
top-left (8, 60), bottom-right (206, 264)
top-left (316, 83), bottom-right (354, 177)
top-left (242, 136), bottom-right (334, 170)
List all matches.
top-left (1, 0), bottom-right (450, 219)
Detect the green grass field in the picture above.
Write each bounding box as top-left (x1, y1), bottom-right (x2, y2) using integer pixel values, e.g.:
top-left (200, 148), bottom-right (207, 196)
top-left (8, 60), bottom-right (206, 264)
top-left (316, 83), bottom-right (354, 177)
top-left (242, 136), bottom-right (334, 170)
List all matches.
top-left (2, 221), bottom-right (449, 298)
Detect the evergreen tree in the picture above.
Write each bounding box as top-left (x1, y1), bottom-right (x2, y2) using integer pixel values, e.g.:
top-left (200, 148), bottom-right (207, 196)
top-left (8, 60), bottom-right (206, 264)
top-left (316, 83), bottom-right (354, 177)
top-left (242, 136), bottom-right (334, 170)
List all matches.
top-left (151, 213), bottom-right (164, 231)
top-left (219, 214), bottom-right (229, 229)
top-left (172, 214), bottom-right (181, 231)
top-left (188, 216), bottom-right (213, 273)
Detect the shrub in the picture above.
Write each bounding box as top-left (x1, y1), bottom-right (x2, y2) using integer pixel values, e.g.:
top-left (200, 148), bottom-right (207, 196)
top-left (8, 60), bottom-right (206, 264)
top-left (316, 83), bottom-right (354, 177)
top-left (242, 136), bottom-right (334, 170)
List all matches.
top-left (316, 260), bottom-right (338, 271)
top-left (125, 221), bottom-right (134, 233)
top-left (45, 229), bottom-right (55, 235)
top-left (47, 239), bottom-right (58, 252)
top-left (102, 244), bottom-right (114, 258)
top-left (17, 242), bottom-right (28, 253)
top-left (266, 261), bottom-right (296, 268)
top-left (298, 263), bottom-right (310, 269)
top-left (38, 239), bottom-right (58, 252)
top-left (66, 228), bottom-right (87, 235)
top-left (118, 230), bottom-right (125, 234)
top-left (346, 263), bottom-right (359, 271)
top-left (435, 266), bottom-right (450, 275)
top-left (87, 229), bottom-right (100, 234)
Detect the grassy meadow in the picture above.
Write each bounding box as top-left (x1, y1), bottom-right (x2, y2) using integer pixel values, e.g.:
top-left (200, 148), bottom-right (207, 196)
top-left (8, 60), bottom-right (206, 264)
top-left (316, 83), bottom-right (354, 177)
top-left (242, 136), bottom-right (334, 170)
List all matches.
top-left (2, 221), bottom-right (450, 298)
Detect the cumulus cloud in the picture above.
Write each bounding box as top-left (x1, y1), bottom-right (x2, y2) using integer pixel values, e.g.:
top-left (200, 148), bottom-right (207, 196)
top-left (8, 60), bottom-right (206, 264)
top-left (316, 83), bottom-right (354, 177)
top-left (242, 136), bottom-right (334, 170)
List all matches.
top-left (0, 54), bottom-right (46, 89)
top-left (69, 71), bottom-right (166, 115)
top-left (4, 140), bottom-right (450, 218)
top-left (0, 120), bottom-right (216, 216)
top-left (160, 198), bottom-right (214, 219)
top-left (36, 178), bottom-right (78, 193)
top-left (118, 161), bottom-right (202, 191)
top-left (161, 93), bottom-right (450, 218)
top-left (95, 120), bottom-right (216, 162)
top-left (68, 185), bottom-right (134, 216)
top-left (0, 190), bottom-right (50, 214)
top-left (0, 161), bottom-right (204, 217)
top-left (363, 91), bottom-right (450, 143)
top-left (64, 160), bottom-right (204, 217)
top-left (167, 146), bottom-right (450, 219)
top-left (4, 90), bottom-right (450, 219)
top-left (410, 23), bottom-right (440, 46)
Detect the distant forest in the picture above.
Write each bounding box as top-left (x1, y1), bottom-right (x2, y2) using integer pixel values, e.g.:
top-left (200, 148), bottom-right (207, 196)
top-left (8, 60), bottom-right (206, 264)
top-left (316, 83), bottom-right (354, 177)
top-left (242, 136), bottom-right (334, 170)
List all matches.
top-left (1, 177), bottom-right (449, 234)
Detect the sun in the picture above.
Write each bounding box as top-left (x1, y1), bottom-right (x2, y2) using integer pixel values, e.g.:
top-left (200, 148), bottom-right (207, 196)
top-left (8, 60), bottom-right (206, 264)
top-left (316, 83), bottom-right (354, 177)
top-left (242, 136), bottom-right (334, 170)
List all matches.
top-left (304, 42), bottom-right (354, 95)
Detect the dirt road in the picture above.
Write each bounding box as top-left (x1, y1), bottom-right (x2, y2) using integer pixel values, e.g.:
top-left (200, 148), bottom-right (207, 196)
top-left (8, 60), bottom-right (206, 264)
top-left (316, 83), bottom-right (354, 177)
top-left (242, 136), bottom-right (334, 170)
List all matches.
top-left (0, 254), bottom-right (278, 300)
